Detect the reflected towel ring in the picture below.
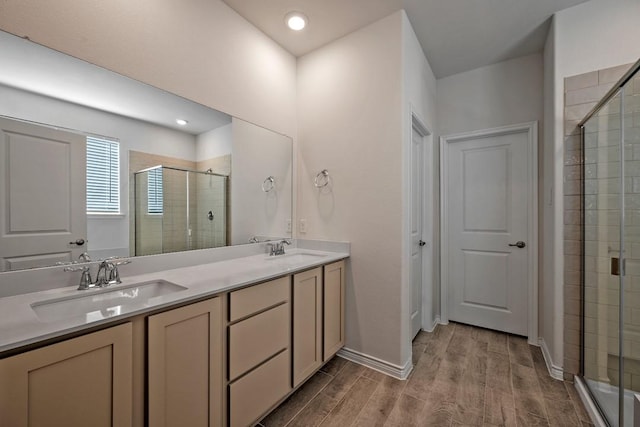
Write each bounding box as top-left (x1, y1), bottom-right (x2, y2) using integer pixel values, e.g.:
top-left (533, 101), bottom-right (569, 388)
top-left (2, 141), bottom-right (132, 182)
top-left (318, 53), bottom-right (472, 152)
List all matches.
top-left (314, 169), bottom-right (330, 188)
top-left (262, 176), bottom-right (275, 192)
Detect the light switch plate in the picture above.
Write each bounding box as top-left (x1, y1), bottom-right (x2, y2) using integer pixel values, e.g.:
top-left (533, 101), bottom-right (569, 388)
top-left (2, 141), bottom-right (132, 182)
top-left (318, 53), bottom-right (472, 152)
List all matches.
top-left (299, 219), bottom-right (307, 233)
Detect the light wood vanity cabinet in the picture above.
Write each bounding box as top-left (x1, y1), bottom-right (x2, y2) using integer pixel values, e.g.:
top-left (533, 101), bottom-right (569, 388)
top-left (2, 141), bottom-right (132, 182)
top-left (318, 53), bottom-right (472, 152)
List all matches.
top-left (292, 260), bottom-right (347, 387)
top-left (292, 267), bottom-right (323, 387)
top-left (0, 257), bottom-right (347, 427)
top-left (0, 323), bottom-right (133, 427)
top-left (147, 298), bottom-right (222, 427)
top-left (323, 260), bottom-right (346, 360)
top-left (227, 276), bottom-right (292, 427)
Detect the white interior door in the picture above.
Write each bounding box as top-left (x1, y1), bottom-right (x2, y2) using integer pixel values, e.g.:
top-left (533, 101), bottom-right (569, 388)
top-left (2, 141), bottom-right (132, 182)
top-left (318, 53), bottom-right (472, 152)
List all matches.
top-left (0, 117), bottom-right (86, 271)
top-left (442, 125), bottom-right (533, 336)
top-left (410, 126), bottom-right (424, 338)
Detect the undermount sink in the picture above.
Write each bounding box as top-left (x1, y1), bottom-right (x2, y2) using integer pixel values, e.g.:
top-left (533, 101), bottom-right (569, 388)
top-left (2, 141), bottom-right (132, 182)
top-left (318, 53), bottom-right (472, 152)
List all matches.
top-left (265, 252), bottom-right (328, 262)
top-left (31, 280), bottom-right (187, 323)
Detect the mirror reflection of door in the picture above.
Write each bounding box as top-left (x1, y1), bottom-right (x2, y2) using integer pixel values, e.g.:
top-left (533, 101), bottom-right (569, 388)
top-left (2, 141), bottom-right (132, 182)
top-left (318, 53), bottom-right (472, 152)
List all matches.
top-left (0, 117), bottom-right (86, 271)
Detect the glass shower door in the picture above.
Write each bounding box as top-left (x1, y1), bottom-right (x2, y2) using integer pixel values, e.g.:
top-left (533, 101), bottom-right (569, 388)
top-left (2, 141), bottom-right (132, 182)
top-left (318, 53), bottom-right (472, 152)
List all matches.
top-left (583, 90), bottom-right (623, 426)
top-left (621, 69), bottom-right (640, 427)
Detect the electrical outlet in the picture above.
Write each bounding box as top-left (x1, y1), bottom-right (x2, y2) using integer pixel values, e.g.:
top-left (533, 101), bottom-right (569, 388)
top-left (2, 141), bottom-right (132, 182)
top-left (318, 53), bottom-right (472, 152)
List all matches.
top-left (299, 219), bottom-right (307, 233)
top-left (286, 219), bottom-right (292, 233)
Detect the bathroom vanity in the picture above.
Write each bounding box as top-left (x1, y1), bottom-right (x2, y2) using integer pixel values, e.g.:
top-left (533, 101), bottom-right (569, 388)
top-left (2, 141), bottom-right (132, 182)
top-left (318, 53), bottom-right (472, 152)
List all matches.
top-left (0, 248), bottom-right (348, 427)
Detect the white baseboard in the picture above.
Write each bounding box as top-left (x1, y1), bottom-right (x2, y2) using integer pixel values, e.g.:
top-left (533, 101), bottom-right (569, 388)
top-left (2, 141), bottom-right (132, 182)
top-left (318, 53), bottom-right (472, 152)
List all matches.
top-left (337, 347), bottom-right (413, 380)
top-left (423, 316), bottom-right (440, 333)
top-left (538, 337), bottom-right (564, 380)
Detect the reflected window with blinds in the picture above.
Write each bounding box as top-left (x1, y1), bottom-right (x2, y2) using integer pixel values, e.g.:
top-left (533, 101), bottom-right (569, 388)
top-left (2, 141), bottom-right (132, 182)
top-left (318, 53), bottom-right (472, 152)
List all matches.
top-left (86, 136), bottom-right (120, 213)
top-left (147, 167), bottom-right (163, 214)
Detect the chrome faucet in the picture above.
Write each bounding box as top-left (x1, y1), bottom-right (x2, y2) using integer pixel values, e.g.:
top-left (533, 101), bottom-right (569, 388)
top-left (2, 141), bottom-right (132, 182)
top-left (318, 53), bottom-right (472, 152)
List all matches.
top-left (64, 256), bottom-right (131, 290)
top-left (267, 239), bottom-right (291, 256)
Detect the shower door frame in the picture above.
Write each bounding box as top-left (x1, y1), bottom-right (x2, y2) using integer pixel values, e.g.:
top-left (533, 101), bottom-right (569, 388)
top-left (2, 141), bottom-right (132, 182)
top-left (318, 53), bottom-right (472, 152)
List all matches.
top-left (579, 58), bottom-right (640, 427)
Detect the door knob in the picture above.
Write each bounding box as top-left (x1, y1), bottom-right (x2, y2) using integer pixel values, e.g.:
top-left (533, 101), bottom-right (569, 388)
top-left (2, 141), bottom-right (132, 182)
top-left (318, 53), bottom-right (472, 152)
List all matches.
top-left (419, 240), bottom-right (426, 247)
top-left (508, 241), bottom-right (526, 249)
top-left (69, 238), bottom-right (86, 246)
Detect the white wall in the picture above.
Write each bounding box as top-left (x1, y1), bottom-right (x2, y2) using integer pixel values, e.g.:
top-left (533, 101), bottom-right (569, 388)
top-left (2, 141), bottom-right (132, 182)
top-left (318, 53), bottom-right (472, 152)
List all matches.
top-left (0, 0), bottom-right (297, 138)
top-left (297, 12), bottom-right (405, 368)
top-left (542, 17), bottom-right (561, 372)
top-left (543, 0), bottom-right (640, 371)
top-left (401, 11), bottom-right (438, 366)
top-left (436, 54), bottom-right (543, 136)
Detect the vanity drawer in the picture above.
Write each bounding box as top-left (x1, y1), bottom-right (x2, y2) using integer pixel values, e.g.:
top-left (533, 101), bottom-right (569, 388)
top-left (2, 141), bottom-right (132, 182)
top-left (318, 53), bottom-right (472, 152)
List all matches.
top-left (229, 276), bottom-right (290, 321)
top-left (229, 349), bottom-right (291, 427)
top-left (228, 303), bottom-right (289, 381)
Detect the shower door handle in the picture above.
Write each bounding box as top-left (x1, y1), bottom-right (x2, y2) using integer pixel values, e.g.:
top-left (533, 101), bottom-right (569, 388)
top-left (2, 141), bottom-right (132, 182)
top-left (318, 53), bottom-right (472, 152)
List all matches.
top-left (611, 257), bottom-right (625, 276)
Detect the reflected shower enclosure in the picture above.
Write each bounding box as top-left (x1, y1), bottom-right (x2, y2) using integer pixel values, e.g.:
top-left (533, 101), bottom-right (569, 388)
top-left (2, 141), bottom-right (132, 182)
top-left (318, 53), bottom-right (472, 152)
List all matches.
top-left (134, 166), bottom-right (228, 256)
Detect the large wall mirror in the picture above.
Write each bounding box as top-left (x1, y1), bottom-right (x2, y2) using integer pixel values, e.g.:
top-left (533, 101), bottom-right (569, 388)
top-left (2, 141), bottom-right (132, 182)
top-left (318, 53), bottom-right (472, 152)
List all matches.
top-left (0, 30), bottom-right (292, 272)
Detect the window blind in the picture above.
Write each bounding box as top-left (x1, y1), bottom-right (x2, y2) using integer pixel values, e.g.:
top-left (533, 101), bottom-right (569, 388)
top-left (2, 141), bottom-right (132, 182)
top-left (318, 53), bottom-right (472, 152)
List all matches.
top-left (147, 167), bottom-right (163, 214)
top-left (86, 136), bottom-right (120, 213)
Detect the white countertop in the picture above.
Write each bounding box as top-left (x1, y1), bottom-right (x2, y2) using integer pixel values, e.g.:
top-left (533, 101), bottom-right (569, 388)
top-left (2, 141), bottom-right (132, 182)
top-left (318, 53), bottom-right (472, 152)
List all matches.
top-left (0, 248), bottom-right (349, 355)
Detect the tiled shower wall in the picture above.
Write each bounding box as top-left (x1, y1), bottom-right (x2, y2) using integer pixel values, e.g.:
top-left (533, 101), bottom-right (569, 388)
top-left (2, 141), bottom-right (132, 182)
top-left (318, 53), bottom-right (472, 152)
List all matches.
top-left (563, 63), bottom-right (633, 381)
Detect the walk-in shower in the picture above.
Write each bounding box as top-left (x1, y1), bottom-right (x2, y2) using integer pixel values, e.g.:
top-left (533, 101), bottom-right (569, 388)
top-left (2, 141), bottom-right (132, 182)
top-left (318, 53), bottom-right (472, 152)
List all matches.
top-left (580, 59), bottom-right (640, 427)
top-left (134, 166), bottom-right (228, 256)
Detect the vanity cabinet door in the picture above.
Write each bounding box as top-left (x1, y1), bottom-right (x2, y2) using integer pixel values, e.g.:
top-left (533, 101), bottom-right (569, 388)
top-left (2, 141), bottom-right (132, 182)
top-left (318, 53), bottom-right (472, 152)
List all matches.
top-left (292, 267), bottom-right (323, 387)
top-left (0, 323), bottom-right (133, 427)
top-left (323, 260), bottom-right (346, 360)
top-left (147, 297), bottom-right (222, 427)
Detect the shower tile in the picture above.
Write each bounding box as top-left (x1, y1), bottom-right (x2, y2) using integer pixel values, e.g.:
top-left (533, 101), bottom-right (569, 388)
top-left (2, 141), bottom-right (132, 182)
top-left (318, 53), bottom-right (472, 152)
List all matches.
top-left (599, 64), bottom-right (633, 85)
top-left (566, 85), bottom-right (611, 106)
top-left (566, 71), bottom-right (599, 92)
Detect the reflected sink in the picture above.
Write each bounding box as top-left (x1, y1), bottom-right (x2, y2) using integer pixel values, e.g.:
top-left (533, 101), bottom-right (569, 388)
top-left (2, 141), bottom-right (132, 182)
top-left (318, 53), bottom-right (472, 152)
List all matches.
top-left (31, 280), bottom-right (187, 322)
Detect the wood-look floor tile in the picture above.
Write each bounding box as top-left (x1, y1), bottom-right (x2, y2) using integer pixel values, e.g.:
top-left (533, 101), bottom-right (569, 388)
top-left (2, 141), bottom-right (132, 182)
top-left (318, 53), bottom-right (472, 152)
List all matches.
top-left (319, 377), bottom-right (378, 427)
top-left (544, 397), bottom-right (581, 427)
top-left (417, 386), bottom-right (455, 426)
top-left (466, 340), bottom-right (488, 385)
top-left (564, 382), bottom-right (592, 424)
top-left (510, 363), bottom-right (547, 419)
top-left (475, 327), bottom-right (493, 344)
top-left (413, 330), bottom-right (431, 345)
top-left (434, 322), bottom-right (455, 344)
top-left (321, 360), bottom-right (365, 402)
top-left (486, 330), bottom-right (508, 355)
top-left (483, 387), bottom-right (516, 427)
top-left (404, 354), bottom-right (442, 399)
top-left (515, 410), bottom-right (550, 426)
top-left (320, 356), bottom-right (348, 376)
top-left (353, 376), bottom-right (406, 427)
top-left (287, 393), bottom-right (339, 427)
top-left (452, 382), bottom-right (484, 426)
top-left (507, 335), bottom-right (533, 367)
top-left (261, 371), bottom-right (332, 426)
top-left (383, 393), bottom-right (427, 427)
top-left (529, 344), bottom-right (569, 402)
top-left (487, 351), bottom-right (511, 394)
top-left (361, 368), bottom-right (387, 383)
top-left (412, 341), bottom-right (427, 365)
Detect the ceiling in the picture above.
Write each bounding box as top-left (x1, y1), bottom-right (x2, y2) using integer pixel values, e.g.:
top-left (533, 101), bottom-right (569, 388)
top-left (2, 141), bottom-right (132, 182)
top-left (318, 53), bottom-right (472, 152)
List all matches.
top-left (223, 0), bottom-right (589, 78)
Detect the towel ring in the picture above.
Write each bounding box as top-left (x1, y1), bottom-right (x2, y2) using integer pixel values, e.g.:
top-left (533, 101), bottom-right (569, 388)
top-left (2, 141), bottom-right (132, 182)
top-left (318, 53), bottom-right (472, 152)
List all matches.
top-left (262, 176), bottom-right (275, 192)
top-left (314, 169), bottom-right (330, 188)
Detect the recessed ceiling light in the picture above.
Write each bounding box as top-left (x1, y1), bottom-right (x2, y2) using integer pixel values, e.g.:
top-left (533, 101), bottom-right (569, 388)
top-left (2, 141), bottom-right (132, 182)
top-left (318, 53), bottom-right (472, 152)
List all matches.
top-left (285, 12), bottom-right (307, 31)
top-left (176, 119), bottom-right (188, 126)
